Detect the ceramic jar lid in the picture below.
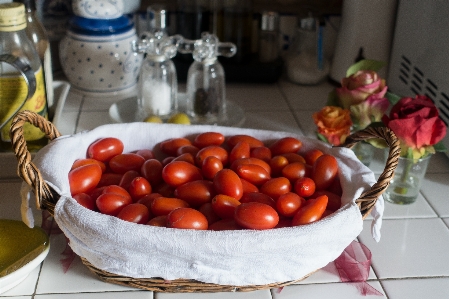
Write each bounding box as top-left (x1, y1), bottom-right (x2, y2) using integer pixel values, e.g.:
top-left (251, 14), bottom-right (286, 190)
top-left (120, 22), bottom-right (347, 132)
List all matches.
top-left (68, 16), bottom-right (134, 35)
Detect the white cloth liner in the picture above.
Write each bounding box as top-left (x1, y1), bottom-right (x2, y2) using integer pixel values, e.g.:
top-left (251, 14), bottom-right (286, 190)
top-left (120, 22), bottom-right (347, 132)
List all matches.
top-left (21, 122), bottom-right (383, 286)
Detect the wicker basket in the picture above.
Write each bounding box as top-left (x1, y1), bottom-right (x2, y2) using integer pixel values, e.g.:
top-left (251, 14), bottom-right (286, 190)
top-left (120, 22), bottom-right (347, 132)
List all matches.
top-left (10, 110), bottom-right (400, 293)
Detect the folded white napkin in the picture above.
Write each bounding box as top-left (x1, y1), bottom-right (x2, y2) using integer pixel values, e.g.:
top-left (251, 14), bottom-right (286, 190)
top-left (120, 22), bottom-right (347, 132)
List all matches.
top-left (22, 122), bottom-right (383, 286)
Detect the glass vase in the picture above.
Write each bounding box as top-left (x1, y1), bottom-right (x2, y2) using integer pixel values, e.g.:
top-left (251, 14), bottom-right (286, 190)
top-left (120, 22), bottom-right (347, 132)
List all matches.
top-left (383, 154), bottom-right (432, 205)
top-left (352, 141), bottom-right (375, 167)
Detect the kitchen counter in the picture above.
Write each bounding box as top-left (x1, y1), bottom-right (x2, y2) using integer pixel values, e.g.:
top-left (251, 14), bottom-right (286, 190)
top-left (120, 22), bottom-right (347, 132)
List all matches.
top-left (1, 79), bottom-right (449, 299)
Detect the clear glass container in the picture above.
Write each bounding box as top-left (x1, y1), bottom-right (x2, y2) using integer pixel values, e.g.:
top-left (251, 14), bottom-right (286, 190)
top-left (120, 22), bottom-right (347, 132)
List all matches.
top-left (258, 11), bottom-right (279, 63)
top-left (180, 33), bottom-right (236, 124)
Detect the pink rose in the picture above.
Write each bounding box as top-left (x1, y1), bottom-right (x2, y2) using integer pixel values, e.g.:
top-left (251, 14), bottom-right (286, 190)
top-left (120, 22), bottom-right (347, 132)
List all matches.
top-left (350, 95), bottom-right (390, 129)
top-left (336, 70), bottom-right (388, 109)
top-left (382, 95), bottom-right (446, 150)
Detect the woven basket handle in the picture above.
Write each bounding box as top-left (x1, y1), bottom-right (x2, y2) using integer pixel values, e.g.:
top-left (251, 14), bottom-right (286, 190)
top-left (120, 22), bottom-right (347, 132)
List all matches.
top-left (340, 126), bottom-right (401, 218)
top-left (10, 110), bottom-right (61, 210)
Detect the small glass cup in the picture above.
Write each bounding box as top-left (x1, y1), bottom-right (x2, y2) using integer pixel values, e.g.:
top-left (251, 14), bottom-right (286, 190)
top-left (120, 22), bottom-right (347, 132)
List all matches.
top-left (352, 141), bottom-right (375, 167)
top-left (383, 154), bottom-right (432, 205)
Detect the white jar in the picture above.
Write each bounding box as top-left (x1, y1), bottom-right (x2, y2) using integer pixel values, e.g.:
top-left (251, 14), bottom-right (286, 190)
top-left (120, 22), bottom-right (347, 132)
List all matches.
top-left (72, 0), bottom-right (124, 19)
top-left (59, 16), bottom-right (143, 96)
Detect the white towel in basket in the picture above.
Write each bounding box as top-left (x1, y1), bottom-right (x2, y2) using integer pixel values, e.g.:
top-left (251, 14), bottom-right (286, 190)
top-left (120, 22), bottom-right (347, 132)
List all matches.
top-left (21, 122), bottom-right (383, 286)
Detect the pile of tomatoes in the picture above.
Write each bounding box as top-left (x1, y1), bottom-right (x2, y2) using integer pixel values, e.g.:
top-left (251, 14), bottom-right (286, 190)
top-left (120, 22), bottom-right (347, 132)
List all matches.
top-left (68, 132), bottom-right (342, 231)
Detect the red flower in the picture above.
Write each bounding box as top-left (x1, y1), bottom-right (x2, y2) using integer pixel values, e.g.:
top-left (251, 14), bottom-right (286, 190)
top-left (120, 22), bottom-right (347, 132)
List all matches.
top-left (382, 95), bottom-right (446, 151)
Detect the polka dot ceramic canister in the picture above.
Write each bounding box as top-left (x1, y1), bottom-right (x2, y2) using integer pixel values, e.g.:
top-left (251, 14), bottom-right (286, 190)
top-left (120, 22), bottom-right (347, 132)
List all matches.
top-left (72, 0), bottom-right (124, 19)
top-left (59, 16), bottom-right (143, 96)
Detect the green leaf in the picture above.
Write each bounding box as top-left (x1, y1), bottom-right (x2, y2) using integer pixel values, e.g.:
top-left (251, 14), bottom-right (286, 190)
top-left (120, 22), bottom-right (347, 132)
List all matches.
top-left (346, 59), bottom-right (386, 77)
top-left (386, 91), bottom-right (401, 105)
top-left (366, 138), bottom-right (388, 149)
top-left (434, 141), bottom-right (448, 152)
top-left (316, 133), bottom-right (329, 144)
top-left (326, 90), bottom-right (340, 107)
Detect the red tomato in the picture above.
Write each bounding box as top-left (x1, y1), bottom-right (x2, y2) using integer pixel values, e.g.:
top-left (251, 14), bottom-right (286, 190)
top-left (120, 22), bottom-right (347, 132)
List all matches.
top-left (117, 203), bottom-right (150, 224)
top-left (195, 145), bottom-right (228, 167)
top-left (240, 192), bottom-right (276, 208)
top-left (160, 138), bottom-right (192, 156)
top-left (269, 156), bottom-right (289, 177)
top-left (87, 137), bottom-right (124, 162)
top-left (174, 180), bottom-right (215, 207)
top-left (87, 186), bottom-right (106, 201)
top-left (101, 185), bottom-right (132, 202)
top-left (119, 170), bottom-right (140, 190)
top-left (311, 154), bottom-right (339, 190)
top-left (134, 149), bottom-right (155, 160)
top-left (303, 148), bottom-right (324, 165)
top-left (198, 202), bottom-right (221, 225)
top-left (193, 132), bottom-right (225, 148)
top-left (109, 153), bottom-right (145, 174)
top-left (281, 153), bottom-right (306, 164)
top-left (291, 195), bottom-right (328, 226)
top-left (240, 178), bottom-right (259, 194)
top-left (227, 135), bottom-right (264, 149)
top-left (146, 215), bottom-right (167, 227)
top-left (234, 202), bottom-right (279, 230)
top-left (208, 219), bottom-right (242, 231)
top-left (311, 190), bottom-right (341, 212)
top-left (69, 164), bottom-right (102, 196)
top-left (97, 172), bottom-right (123, 187)
top-left (141, 159), bottom-right (163, 186)
top-left (259, 177), bottom-right (291, 200)
top-left (235, 164), bottom-right (271, 186)
top-left (229, 141), bottom-right (250, 164)
top-left (275, 217), bottom-right (292, 228)
top-left (276, 192), bottom-right (304, 217)
top-left (327, 175), bottom-right (343, 196)
top-left (270, 137), bottom-right (302, 156)
top-left (230, 157), bottom-right (271, 175)
top-left (172, 152), bottom-right (195, 165)
top-left (201, 156), bottom-right (223, 180)
top-left (211, 194), bottom-right (241, 219)
top-left (176, 145), bottom-right (200, 157)
top-left (151, 196), bottom-right (190, 216)
top-left (71, 158), bottom-right (106, 173)
top-left (281, 162), bottom-right (308, 182)
top-left (128, 177), bottom-right (152, 201)
top-left (96, 192), bottom-right (132, 216)
top-left (137, 193), bottom-right (162, 213)
top-left (162, 161), bottom-right (203, 187)
top-left (153, 182), bottom-right (175, 197)
top-left (73, 193), bottom-right (96, 210)
top-left (162, 156), bottom-right (175, 166)
top-left (250, 146), bottom-right (272, 162)
top-left (167, 207), bottom-right (208, 230)
top-left (293, 177), bottom-right (316, 198)
top-left (213, 169), bottom-right (243, 200)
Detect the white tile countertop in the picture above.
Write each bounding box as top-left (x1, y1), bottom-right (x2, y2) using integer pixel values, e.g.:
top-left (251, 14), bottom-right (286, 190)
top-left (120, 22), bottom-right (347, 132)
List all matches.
top-left (1, 79), bottom-right (449, 299)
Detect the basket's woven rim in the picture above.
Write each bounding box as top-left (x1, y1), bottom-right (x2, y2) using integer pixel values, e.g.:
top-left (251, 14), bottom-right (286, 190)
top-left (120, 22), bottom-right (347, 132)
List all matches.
top-left (10, 111), bottom-right (401, 292)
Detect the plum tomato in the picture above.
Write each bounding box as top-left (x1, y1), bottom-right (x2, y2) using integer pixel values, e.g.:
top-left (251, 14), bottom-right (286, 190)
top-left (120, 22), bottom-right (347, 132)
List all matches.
top-left (167, 207), bottom-right (208, 230)
top-left (303, 148), bottom-right (324, 166)
top-left (198, 202), bottom-right (221, 225)
top-left (208, 219), bottom-right (242, 231)
top-left (137, 193), bottom-right (162, 214)
top-left (281, 162), bottom-right (308, 182)
top-left (250, 146), bottom-right (272, 163)
top-left (240, 192), bottom-right (276, 208)
top-left (153, 182), bottom-right (175, 197)
top-left (293, 177), bottom-right (316, 198)
top-left (176, 144), bottom-right (200, 157)
top-left (234, 202), bottom-right (279, 230)
top-left (172, 152), bottom-right (195, 164)
top-left (227, 134), bottom-right (264, 149)
top-left (101, 185), bottom-right (132, 202)
top-left (87, 137), bottom-right (124, 162)
top-left (195, 145), bottom-right (228, 167)
top-left (213, 169), bottom-right (243, 200)
top-left (162, 156), bottom-right (175, 166)
top-left (269, 156), bottom-right (289, 177)
top-left (71, 158), bottom-right (106, 173)
top-left (162, 161), bottom-right (203, 187)
top-left (151, 196), bottom-right (190, 216)
top-left (146, 215), bottom-right (167, 227)
top-left (270, 137), bottom-right (302, 156)
top-left (201, 156), bottom-right (223, 180)
top-left (97, 172), bottom-right (123, 187)
top-left (119, 170), bottom-right (140, 190)
top-left (160, 138), bottom-right (192, 156)
top-left (96, 192), bottom-right (132, 216)
top-left (291, 195), bottom-right (328, 226)
top-left (73, 193), bottom-right (96, 210)
top-left (235, 164), bottom-right (271, 186)
top-left (276, 192), bottom-right (304, 217)
top-left (174, 180), bottom-right (216, 207)
top-left (211, 194), bottom-right (241, 219)
top-left (311, 190), bottom-right (341, 212)
top-left (229, 141), bottom-right (250, 164)
top-left (141, 159), bottom-right (163, 186)
top-left (117, 203), bottom-right (150, 224)
top-left (281, 153), bottom-right (306, 164)
top-left (109, 153), bottom-right (145, 174)
top-left (240, 178), bottom-right (259, 194)
top-left (134, 149), bottom-right (155, 160)
top-left (128, 177), bottom-right (152, 201)
top-left (311, 154), bottom-right (338, 190)
top-left (69, 163), bottom-right (102, 196)
top-left (259, 177), bottom-right (291, 200)
top-left (193, 132), bottom-right (225, 148)
top-left (230, 157), bottom-right (271, 175)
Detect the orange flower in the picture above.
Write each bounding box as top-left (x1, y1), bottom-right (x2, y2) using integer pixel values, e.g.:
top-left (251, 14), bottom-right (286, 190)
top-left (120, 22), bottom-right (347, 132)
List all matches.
top-left (313, 106), bottom-right (352, 146)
